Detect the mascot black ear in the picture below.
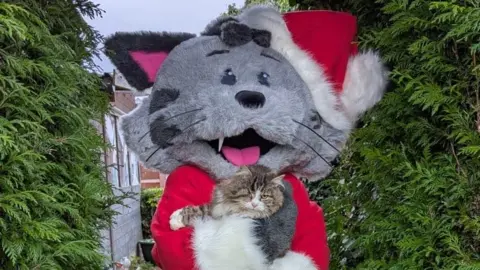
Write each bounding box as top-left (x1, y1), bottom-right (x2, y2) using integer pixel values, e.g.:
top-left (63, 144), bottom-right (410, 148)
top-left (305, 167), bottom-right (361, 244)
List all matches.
top-left (104, 31), bottom-right (196, 91)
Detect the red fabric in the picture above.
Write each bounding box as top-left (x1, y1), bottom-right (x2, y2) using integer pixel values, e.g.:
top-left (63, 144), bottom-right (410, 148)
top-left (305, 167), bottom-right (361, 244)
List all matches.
top-left (150, 166), bottom-right (215, 270)
top-left (150, 165), bottom-right (330, 270)
top-left (283, 10), bottom-right (358, 93)
top-left (284, 173), bottom-right (330, 270)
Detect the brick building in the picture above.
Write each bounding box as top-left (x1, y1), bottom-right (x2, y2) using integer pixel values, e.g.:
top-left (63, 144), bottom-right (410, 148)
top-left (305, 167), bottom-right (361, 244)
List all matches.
top-left (96, 71), bottom-right (167, 267)
top-left (140, 166), bottom-right (168, 189)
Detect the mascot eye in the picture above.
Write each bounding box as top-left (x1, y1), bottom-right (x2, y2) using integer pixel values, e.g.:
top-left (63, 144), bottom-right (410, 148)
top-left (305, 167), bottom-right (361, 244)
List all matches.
top-left (258, 72), bottom-right (270, 87)
top-left (221, 68), bottom-right (236, 86)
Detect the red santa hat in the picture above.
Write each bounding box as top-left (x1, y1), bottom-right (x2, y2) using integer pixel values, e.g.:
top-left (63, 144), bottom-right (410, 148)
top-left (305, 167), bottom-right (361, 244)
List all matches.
top-left (238, 6), bottom-right (388, 130)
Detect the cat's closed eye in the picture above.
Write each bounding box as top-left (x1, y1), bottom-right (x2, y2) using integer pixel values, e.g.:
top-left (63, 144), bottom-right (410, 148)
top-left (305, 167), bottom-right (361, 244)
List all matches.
top-left (232, 190), bottom-right (249, 197)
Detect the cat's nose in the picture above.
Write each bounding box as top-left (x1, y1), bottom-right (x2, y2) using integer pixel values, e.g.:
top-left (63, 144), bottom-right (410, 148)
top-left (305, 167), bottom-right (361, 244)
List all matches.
top-left (235, 90), bottom-right (265, 109)
top-left (251, 201), bottom-right (258, 208)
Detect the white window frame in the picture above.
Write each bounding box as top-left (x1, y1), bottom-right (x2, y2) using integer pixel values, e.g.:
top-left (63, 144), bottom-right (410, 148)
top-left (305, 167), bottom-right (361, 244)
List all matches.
top-left (109, 106), bottom-right (140, 188)
top-left (104, 114), bottom-right (120, 187)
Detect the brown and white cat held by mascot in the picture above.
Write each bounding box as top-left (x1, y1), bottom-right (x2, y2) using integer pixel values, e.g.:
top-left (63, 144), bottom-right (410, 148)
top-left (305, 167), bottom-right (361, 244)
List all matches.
top-left (104, 5), bottom-right (388, 270)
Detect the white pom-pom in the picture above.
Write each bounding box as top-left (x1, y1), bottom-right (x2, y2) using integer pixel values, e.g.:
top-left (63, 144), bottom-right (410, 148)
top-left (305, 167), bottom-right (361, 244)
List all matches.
top-left (341, 51), bottom-right (389, 121)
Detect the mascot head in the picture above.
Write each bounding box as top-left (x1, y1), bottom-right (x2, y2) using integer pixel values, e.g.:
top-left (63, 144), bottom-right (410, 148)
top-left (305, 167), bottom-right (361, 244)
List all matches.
top-left (104, 5), bottom-right (388, 181)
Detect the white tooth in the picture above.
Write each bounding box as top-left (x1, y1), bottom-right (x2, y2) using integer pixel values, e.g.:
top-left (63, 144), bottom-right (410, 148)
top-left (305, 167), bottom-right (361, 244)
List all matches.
top-left (218, 137), bottom-right (224, 152)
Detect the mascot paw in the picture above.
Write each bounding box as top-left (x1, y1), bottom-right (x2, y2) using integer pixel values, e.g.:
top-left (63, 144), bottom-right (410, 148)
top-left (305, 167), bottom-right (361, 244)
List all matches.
top-left (169, 209), bottom-right (185, 230)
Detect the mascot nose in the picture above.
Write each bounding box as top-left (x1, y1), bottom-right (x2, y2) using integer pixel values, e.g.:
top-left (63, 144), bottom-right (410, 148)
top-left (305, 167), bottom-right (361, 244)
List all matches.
top-left (235, 90), bottom-right (266, 109)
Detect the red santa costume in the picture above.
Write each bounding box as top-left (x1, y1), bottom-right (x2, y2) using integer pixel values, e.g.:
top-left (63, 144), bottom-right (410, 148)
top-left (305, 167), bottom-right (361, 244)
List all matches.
top-left (103, 3), bottom-right (387, 269)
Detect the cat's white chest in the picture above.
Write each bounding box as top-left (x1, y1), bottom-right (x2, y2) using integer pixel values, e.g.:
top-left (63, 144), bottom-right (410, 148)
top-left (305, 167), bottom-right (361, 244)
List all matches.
top-left (192, 215), bottom-right (267, 270)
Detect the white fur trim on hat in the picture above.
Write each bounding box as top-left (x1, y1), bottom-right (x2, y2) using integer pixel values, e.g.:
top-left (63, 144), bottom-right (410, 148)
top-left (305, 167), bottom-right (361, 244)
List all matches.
top-left (238, 5), bottom-right (388, 130)
top-left (341, 51), bottom-right (389, 122)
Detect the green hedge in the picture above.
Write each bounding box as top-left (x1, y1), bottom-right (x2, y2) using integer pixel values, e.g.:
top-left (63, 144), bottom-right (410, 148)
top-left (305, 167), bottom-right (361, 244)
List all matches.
top-left (0, 1), bottom-right (124, 269)
top-left (301, 0), bottom-right (480, 269)
top-left (140, 188), bottom-right (164, 239)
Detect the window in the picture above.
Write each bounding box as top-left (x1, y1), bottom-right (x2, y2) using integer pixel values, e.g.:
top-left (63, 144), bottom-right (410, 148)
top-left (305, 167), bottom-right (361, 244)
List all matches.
top-left (123, 145), bottom-right (131, 186)
top-left (129, 152), bottom-right (140, 186)
top-left (114, 116), bottom-right (127, 187)
top-left (100, 113), bottom-right (141, 188)
top-left (105, 115), bottom-right (119, 187)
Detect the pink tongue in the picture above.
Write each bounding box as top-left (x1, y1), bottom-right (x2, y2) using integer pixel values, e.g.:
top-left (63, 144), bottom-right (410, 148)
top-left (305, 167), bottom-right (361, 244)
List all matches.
top-left (221, 146), bottom-right (260, 166)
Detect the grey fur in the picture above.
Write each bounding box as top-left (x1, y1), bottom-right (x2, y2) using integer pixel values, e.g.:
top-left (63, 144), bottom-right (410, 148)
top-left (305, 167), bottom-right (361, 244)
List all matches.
top-left (120, 33), bottom-right (347, 180)
top-left (310, 110), bottom-right (323, 129)
top-left (149, 116), bottom-right (180, 149)
top-left (254, 181), bottom-right (297, 262)
top-left (149, 88), bottom-right (180, 114)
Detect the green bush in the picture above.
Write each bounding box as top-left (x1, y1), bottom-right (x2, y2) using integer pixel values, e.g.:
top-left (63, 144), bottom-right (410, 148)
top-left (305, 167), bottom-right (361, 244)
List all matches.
top-left (0, 1), bottom-right (124, 269)
top-left (125, 256), bottom-right (156, 270)
top-left (298, 0), bottom-right (480, 269)
top-left (140, 188), bottom-right (164, 239)
top-left (224, 0), bottom-right (294, 16)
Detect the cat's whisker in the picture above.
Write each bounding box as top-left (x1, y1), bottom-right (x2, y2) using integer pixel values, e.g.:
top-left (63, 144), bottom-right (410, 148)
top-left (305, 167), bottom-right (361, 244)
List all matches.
top-left (292, 119), bottom-right (340, 153)
top-left (145, 117), bottom-right (207, 162)
top-left (292, 135), bottom-right (332, 168)
top-left (139, 108), bottom-right (204, 142)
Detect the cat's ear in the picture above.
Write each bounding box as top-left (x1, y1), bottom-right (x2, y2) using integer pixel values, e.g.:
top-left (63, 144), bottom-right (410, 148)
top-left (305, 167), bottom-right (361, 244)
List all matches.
top-left (272, 175), bottom-right (285, 188)
top-left (104, 31), bottom-right (196, 91)
top-left (236, 166), bottom-right (253, 177)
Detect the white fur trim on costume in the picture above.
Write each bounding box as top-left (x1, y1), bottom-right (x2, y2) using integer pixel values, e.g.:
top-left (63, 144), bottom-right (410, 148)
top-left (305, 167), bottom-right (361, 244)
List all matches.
top-left (193, 216), bottom-right (267, 270)
top-left (193, 215), bottom-right (318, 270)
top-left (238, 6), bottom-right (352, 131)
top-left (269, 251), bottom-right (318, 270)
top-left (341, 51), bottom-right (388, 121)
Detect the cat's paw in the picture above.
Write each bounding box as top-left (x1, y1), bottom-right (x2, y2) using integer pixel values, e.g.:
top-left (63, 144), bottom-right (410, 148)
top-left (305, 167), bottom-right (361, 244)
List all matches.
top-left (169, 209), bottom-right (185, 231)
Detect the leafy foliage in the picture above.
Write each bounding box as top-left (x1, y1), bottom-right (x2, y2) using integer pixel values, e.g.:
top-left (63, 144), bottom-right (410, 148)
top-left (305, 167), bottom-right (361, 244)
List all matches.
top-left (0, 1), bottom-right (124, 269)
top-left (140, 188), bottom-right (164, 239)
top-left (302, 0), bottom-right (480, 269)
top-left (223, 0), bottom-right (294, 16)
top-left (129, 256), bottom-right (156, 270)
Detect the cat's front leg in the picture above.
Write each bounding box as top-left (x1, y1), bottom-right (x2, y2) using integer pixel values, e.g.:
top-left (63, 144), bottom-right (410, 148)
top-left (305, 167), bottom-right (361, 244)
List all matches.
top-left (169, 205), bottom-right (210, 230)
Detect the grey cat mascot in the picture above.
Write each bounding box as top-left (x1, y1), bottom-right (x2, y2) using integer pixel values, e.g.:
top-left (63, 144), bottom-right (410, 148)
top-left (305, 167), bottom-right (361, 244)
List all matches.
top-left (104, 5), bottom-right (388, 270)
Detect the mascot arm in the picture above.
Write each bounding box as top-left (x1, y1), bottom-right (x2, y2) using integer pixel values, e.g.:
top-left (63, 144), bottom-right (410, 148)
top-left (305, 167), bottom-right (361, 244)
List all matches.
top-left (150, 166), bottom-right (215, 270)
top-left (274, 175), bottom-right (330, 270)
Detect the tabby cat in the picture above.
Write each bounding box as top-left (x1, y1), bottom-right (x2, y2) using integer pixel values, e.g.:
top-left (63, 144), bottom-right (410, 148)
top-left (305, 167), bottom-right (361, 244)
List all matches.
top-left (169, 165), bottom-right (285, 229)
top-left (169, 165), bottom-right (296, 262)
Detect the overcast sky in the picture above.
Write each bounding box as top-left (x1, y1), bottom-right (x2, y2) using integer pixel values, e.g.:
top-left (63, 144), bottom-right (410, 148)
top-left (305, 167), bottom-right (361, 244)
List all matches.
top-left (86, 0), bottom-right (244, 72)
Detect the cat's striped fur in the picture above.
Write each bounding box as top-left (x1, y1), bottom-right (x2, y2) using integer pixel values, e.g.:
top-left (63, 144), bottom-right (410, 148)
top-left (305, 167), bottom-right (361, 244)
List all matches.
top-left (172, 165), bottom-right (285, 226)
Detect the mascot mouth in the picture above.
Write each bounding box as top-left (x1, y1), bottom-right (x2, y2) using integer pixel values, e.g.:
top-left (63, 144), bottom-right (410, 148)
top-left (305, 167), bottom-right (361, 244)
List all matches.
top-left (206, 128), bottom-right (277, 166)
